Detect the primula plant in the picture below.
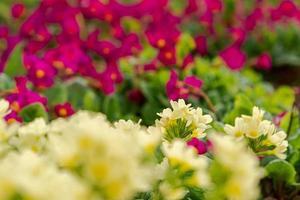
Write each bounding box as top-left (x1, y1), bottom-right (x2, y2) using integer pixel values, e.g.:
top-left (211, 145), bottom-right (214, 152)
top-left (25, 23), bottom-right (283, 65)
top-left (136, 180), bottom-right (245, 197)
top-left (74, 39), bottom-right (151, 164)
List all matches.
top-left (0, 98), bottom-right (299, 200)
top-left (0, 0), bottom-right (299, 199)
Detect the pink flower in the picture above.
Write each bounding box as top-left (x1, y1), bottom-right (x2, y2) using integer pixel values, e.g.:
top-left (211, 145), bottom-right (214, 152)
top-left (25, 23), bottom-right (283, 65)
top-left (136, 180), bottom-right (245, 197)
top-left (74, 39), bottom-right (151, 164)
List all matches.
top-left (158, 47), bottom-right (176, 66)
top-left (220, 46), bottom-right (246, 70)
top-left (4, 111), bottom-right (23, 124)
top-left (54, 102), bottom-right (75, 118)
top-left (127, 89), bottom-right (145, 105)
top-left (273, 111), bottom-right (287, 127)
top-left (187, 138), bottom-right (207, 155)
top-left (11, 3), bottom-right (26, 19)
top-left (166, 70), bottom-right (203, 100)
top-left (195, 35), bottom-right (208, 56)
top-left (26, 54), bottom-right (57, 88)
top-left (277, 0), bottom-right (297, 18)
top-left (5, 77), bottom-right (48, 114)
top-left (204, 0), bottom-right (222, 13)
top-left (255, 53), bottom-right (272, 70)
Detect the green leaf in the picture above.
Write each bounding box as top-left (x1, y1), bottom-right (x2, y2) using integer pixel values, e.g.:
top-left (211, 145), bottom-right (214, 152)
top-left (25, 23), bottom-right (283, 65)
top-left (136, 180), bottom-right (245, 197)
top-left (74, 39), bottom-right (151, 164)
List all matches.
top-left (4, 43), bottom-right (26, 77)
top-left (83, 90), bottom-right (99, 111)
top-left (176, 33), bottom-right (196, 64)
top-left (223, 94), bottom-right (253, 124)
top-left (265, 159), bottom-right (296, 184)
top-left (19, 103), bottom-right (48, 123)
top-left (0, 74), bottom-right (15, 90)
top-left (141, 102), bottom-right (162, 125)
top-left (280, 110), bottom-right (299, 138)
top-left (102, 95), bottom-right (122, 121)
top-left (42, 84), bottom-right (68, 106)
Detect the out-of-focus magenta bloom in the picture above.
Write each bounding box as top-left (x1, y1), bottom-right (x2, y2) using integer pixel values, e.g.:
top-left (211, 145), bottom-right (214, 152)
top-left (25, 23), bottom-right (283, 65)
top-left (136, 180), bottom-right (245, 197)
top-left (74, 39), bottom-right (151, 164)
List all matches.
top-left (166, 70), bottom-right (203, 100)
top-left (195, 35), bottom-right (208, 56)
top-left (255, 53), bottom-right (272, 70)
top-left (0, 36), bottom-right (20, 72)
top-left (277, 0), bottom-right (298, 18)
top-left (119, 33), bottom-right (142, 57)
top-left (230, 28), bottom-right (246, 46)
top-left (5, 77), bottom-right (47, 114)
top-left (4, 111), bottom-right (23, 124)
top-left (220, 46), bottom-right (246, 70)
top-left (54, 102), bottom-right (75, 118)
top-left (185, 0), bottom-right (199, 15)
top-left (11, 3), bottom-right (26, 19)
top-left (44, 43), bottom-right (92, 76)
top-left (244, 8), bottom-right (263, 31)
top-left (26, 54), bottom-right (57, 88)
top-left (182, 54), bottom-right (194, 69)
top-left (127, 89), bottom-right (145, 105)
top-left (204, 0), bottom-right (222, 13)
top-left (158, 47), bottom-right (176, 66)
top-left (273, 111), bottom-right (287, 127)
top-left (0, 26), bottom-right (9, 38)
top-left (187, 137), bottom-right (207, 155)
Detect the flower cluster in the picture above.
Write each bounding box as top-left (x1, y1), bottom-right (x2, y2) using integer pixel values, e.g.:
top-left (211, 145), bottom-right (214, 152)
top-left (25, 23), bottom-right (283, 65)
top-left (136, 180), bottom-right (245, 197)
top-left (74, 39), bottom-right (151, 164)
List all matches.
top-left (156, 99), bottom-right (213, 141)
top-left (224, 107), bottom-right (288, 159)
top-left (208, 134), bottom-right (264, 200)
top-left (0, 98), bottom-right (271, 200)
top-left (0, 0), bottom-right (299, 123)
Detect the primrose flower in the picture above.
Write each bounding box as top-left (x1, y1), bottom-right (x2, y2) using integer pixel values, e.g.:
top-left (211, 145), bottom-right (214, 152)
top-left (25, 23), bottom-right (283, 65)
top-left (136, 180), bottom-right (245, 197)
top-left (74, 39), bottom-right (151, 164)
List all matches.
top-left (47, 111), bottom-right (153, 200)
top-left (26, 55), bottom-right (57, 88)
top-left (11, 3), bottom-right (26, 19)
top-left (166, 70), bottom-right (203, 100)
top-left (208, 134), bottom-right (264, 200)
top-left (224, 107), bottom-right (288, 159)
top-left (158, 139), bottom-right (210, 200)
top-left (54, 103), bottom-right (75, 118)
top-left (0, 150), bottom-right (88, 200)
top-left (255, 52), bottom-right (272, 70)
top-left (220, 46), bottom-right (246, 70)
top-left (156, 99), bottom-right (212, 141)
top-left (0, 99), bottom-right (10, 118)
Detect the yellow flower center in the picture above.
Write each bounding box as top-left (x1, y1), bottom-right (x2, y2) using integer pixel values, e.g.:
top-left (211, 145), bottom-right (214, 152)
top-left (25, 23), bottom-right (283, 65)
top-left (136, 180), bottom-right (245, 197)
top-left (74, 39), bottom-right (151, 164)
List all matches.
top-left (35, 69), bottom-right (45, 79)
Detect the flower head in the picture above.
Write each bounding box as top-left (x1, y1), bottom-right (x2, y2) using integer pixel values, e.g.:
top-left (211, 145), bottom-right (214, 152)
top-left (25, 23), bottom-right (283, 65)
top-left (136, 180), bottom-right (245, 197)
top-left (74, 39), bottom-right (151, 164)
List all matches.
top-left (156, 99), bottom-right (212, 141)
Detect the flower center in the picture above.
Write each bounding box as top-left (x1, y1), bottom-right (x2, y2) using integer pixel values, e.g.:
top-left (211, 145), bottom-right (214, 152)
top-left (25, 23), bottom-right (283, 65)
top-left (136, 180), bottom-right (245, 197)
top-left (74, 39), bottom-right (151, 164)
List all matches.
top-left (164, 51), bottom-right (173, 60)
top-left (35, 69), bottom-right (45, 79)
top-left (59, 108), bottom-right (68, 117)
top-left (11, 101), bottom-right (20, 112)
top-left (157, 39), bottom-right (166, 48)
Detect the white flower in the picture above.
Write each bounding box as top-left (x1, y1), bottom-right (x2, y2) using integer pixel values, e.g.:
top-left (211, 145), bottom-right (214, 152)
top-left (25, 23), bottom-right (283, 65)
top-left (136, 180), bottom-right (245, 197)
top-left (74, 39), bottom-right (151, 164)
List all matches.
top-left (162, 140), bottom-right (210, 188)
top-left (0, 99), bottom-right (10, 118)
top-left (210, 134), bottom-right (265, 200)
top-left (0, 150), bottom-right (88, 200)
top-left (14, 118), bottom-right (48, 152)
top-left (47, 111), bottom-right (153, 200)
top-left (224, 107), bottom-right (288, 159)
top-left (156, 99), bottom-right (212, 140)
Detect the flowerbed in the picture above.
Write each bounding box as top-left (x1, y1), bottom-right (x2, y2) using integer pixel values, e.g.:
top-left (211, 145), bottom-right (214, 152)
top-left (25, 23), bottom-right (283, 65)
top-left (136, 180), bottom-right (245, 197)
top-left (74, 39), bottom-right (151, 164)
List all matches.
top-left (0, 0), bottom-right (299, 199)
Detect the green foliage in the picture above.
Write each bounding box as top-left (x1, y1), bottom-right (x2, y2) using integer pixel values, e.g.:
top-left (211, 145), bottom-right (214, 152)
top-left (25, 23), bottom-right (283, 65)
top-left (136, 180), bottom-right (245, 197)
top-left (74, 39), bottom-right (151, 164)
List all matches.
top-left (19, 103), bottom-right (48, 123)
top-left (4, 43), bottom-right (26, 78)
top-left (265, 159), bottom-right (296, 184)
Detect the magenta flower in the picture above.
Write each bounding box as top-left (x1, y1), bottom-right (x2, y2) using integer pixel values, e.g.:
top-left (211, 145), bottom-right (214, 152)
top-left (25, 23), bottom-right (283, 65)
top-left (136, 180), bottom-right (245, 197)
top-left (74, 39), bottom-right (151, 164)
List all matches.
top-left (127, 89), bottom-right (145, 105)
top-left (255, 53), bottom-right (272, 70)
top-left (4, 111), bottom-right (23, 124)
top-left (195, 35), bottom-right (208, 56)
top-left (244, 8), bottom-right (263, 31)
top-left (204, 0), bottom-right (222, 13)
top-left (11, 3), bottom-right (26, 19)
top-left (5, 77), bottom-right (48, 114)
top-left (54, 102), bottom-right (75, 118)
top-left (158, 47), bottom-right (176, 66)
top-left (166, 70), bottom-right (203, 100)
top-left (277, 0), bottom-right (297, 18)
top-left (0, 26), bottom-right (9, 38)
top-left (26, 54), bottom-right (57, 88)
top-left (273, 111), bottom-right (287, 127)
top-left (187, 138), bottom-right (207, 155)
top-left (220, 46), bottom-right (246, 70)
